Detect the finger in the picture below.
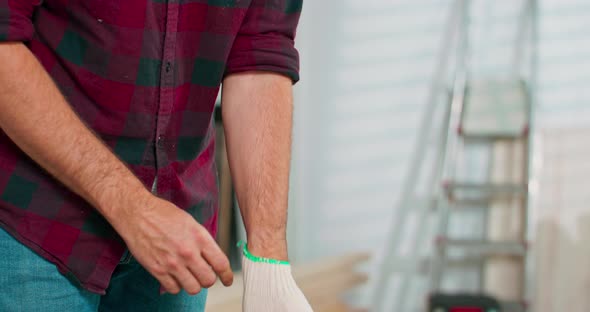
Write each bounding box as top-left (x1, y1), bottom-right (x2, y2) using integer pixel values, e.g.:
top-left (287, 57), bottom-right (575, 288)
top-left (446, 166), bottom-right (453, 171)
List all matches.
top-left (172, 267), bottom-right (202, 295)
top-left (155, 273), bottom-right (181, 295)
top-left (188, 259), bottom-right (217, 288)
top-left (201, 237), bottom-right (233, 286)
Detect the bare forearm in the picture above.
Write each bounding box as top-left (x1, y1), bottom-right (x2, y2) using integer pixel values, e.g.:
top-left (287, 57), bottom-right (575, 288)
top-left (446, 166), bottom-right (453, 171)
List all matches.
top-left (222, 72), bottom-right (293, 260)
top-left (0, 42), bottom-right (149, 228)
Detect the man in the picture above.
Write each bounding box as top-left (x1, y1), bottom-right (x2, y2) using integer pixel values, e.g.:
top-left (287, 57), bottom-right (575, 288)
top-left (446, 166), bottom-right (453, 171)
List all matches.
top-left (0, 0), bottom-right (311, 311)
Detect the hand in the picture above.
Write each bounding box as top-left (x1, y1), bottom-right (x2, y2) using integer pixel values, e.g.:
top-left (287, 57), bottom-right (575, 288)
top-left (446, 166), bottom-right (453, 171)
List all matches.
top-left (111, 194), bottom-right (233, 295)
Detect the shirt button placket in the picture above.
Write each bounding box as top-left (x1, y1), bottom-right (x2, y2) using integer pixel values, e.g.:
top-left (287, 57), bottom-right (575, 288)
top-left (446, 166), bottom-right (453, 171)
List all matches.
top-left (155, 2), bottom-right (179, 174)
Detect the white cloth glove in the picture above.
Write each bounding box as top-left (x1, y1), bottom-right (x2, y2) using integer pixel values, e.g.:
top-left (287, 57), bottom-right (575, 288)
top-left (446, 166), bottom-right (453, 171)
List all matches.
top-left (241, 246), bottom-right (313, 312)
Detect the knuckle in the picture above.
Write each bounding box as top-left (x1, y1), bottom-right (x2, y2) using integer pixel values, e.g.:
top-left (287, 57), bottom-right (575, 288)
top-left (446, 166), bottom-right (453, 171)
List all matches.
top-left (201, 274), bottom-right (216, 288)
top-left (213, 257), bottom-right (230, 271)
top-left (165, 257), bottom-right (181, 270)
top-left (161, 280), bottom-right (179, 293)
top-left (196, 229), bottom-right (212, 244)
top-left (187, 284), bottom-right (202, 295)
top-left (195, 235), bottom-right (208, 247)
top-left (178, 246), bottom-right (195, 260)
top-left (149, 264), bottom-right (166, 276)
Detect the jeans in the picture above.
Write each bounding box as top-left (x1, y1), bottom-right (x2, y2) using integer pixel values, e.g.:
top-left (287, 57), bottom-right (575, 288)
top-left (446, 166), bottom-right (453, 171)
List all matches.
top-left (0, 226), bottom-right (208, 312)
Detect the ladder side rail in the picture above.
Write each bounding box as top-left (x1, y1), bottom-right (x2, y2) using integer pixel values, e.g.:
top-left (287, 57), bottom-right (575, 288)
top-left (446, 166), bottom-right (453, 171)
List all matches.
top-left (430, 0), bottom-right (473, 293)
top-left (370, 1), bottom-right (465, 310)
top-left (522, 0), bottom-right (539, 306)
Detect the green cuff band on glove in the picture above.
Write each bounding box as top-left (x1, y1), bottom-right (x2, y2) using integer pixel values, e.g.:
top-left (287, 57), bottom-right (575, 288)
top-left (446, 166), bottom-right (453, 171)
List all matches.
top-left (237, 240), bottom-right (290, 266)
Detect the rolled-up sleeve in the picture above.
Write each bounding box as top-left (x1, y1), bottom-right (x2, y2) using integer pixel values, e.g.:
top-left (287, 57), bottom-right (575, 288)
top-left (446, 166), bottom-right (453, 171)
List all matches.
top-left (0, 0), bottom-right (39, 42)
top-left (225, 0), bottom-right (302, 83)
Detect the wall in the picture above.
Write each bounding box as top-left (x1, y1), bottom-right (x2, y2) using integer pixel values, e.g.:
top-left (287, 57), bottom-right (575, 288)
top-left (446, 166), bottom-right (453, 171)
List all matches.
top-left (289, 1), bottom-right (453, 310)
top-left (531, 1), bottom-right (590, 311)
top-left (290, 0), bottom-right (450, 262)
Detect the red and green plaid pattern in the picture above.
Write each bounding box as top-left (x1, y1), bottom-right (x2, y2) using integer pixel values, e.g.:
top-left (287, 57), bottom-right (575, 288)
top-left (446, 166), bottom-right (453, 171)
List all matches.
top-left (0, 0), bottom-right (301, 294)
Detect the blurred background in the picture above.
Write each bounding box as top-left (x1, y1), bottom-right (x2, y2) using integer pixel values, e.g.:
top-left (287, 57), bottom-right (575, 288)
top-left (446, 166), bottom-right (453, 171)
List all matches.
top-left (207, 0), bottom-right (590, 311)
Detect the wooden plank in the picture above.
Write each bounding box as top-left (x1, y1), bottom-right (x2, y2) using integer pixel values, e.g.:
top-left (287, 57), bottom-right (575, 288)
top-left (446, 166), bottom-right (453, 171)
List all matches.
top-left (312, 299), bottom-right (351, 312)
top-left (206, 253), bottom-right (370, 311)
top-left (292, 253), bottom-right (370, 279)
top-left (533, 127), bottom-right (590, 312)
top-left (485, 140), bottom-right (526, 301)
top-left (208, 300), bottom-right (354, 312)
top-left (206, 267), bottom-right (368, 307)
top-left (299, 272), bottom-right (368, 302)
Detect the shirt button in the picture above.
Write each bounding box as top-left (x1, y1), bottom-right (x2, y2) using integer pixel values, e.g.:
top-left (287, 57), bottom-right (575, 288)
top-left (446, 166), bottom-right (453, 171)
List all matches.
top-left (165, 62), bottom-right (171, 73)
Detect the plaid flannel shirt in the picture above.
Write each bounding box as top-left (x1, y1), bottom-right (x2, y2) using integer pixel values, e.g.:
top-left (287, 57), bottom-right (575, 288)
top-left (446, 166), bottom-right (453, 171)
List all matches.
top-left (0, 0), bottom-right (301, 294)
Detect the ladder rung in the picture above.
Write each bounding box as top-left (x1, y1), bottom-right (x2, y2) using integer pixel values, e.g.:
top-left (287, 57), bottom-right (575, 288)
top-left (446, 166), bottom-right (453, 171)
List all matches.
top-left (441, 254), bottom-right (527, 268)
top-left (448, 198), bottom-right (502, 207)
top-left (458, 125), bottom-right (529, 141)
top-left (442, 256), bottom-right (485, 267)
top-left (444, 181), bottom-right (526, 199)
top-left (438, 238), bottom-right (527, 256)
top-left (449, 196), bottom-right (526, 207)
top-left (459, 79), bottom-right (530, 142)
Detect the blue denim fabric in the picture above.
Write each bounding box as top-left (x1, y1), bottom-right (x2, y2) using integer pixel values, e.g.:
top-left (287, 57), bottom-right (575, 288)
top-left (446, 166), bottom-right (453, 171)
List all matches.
top-left (0, 226), bottom-right (207, 312)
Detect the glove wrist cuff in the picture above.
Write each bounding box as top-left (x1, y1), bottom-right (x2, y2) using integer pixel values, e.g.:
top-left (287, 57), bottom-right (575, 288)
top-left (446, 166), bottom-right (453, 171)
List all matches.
top-left (238, 240), bottom-right (290, 265)
top-left (240, 241), bottom-right (301, 298)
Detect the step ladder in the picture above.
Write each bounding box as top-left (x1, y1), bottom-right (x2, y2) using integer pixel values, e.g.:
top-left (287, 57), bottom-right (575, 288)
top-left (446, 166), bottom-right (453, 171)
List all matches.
top-left (430, 77), bottom-right (532, 312)
top-left (430, 0), bottom-right (537, 310)
top-left (370, 1), bottom-right (538, 311)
